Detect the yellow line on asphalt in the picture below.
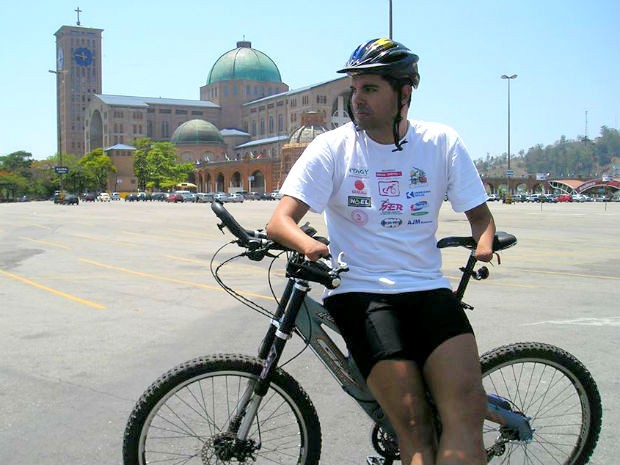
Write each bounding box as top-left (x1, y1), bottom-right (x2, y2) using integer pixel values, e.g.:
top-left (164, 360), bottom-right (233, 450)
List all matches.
top-left (24, 238), bottom-right (70, 249)
top-left (80, 258), bottom-right (276, 301)
top-left (167, 228), bottom-right (219, 238)
top-left (444, 274), bottom-right (536, 288)
top-left (70, 233), bottom-right (137, 247)
top-left (0, 269), bottom-right (106, 310)
top-left (512, 268), bottom-right (620, 280)
top-left (163, 254), bottom-right (287, 277)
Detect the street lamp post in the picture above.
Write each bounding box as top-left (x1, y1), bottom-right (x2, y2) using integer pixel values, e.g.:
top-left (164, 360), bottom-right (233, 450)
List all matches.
top-left (49, 69), bottom-right (66, 195)
top-left (388, 0), bottom-right (393, 39)
top-left (501, 74), bottom-right (517, 200)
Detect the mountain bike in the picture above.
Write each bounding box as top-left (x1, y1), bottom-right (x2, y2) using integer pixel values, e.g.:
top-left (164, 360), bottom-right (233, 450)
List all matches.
top-left (123, 201), bottom-right (602, 465)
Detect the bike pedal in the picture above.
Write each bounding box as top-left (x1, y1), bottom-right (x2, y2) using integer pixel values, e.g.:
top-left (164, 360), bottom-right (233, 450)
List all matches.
top-left (366, 456), bottom-right (387, 465)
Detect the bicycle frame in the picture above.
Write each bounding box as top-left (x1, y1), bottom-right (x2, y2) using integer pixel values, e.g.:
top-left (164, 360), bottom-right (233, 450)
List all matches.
top-left (244, 267), bottom-right (533, 446)
top-left (294, 292), bottom-right (534, 443)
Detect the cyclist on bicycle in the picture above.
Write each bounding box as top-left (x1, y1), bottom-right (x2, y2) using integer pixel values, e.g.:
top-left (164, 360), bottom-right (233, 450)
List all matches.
top-left (267, 38), bottom-right (496, 464)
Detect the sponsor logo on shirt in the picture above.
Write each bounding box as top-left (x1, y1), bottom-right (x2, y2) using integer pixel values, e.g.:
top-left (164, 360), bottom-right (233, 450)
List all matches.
top-left (381, 217), bottom-right (403, 228)
top-left (378, 180), bottom-right (400, 197)
top-left (348, 196), bottom-right (372, 207)
top-left (349, 168), bottom-right (369, 178)
top-left (410, 200), bottom-right (429, 216)
top-left (406, 190), bottom-right (430, 199)
top-left (350, 209), bottom-right (369, 226)
top-left (409, 167), bottom-right (428, 187)
top-left (352, 179), bottom-right (367, 195)
top-left (379, 199), bottom-right (403, 214)
top-left (408, 217), bottom-right (433, 225)
top-left (376, 170), bottom-right (402, 178)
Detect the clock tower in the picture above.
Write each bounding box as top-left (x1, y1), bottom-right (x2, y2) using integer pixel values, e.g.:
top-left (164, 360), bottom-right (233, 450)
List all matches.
top-left (53, 22), bottom-right (103, 156)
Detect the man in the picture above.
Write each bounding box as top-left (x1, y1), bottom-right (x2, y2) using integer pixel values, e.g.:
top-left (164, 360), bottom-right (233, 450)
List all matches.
top-left (266, 38), bottom-right (495, 465)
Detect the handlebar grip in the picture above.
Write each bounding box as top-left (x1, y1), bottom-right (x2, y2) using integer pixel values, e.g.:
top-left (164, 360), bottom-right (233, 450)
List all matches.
top-left (211, 201), bottom-right (252, 244)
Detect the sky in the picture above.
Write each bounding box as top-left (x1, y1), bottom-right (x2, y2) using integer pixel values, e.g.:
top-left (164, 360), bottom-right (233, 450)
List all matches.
top-left (1, 0), bottom-right (618, 161)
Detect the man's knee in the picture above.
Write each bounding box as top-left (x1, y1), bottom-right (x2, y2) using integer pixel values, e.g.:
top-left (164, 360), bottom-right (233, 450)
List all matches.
top-left (441, 383), bottom-right (487, 426)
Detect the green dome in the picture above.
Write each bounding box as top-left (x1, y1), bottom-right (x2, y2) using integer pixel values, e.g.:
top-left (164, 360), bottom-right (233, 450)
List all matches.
top-left (171, 119), bottom-right (224, 145)
top-left (207, 41), bottom-right (282, 84)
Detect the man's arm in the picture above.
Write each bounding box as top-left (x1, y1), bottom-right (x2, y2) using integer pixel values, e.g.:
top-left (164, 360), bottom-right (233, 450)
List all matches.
top-left (464, 202), bottom-right (496, 262)
top-left (266, 195), bottom-right (329, 261)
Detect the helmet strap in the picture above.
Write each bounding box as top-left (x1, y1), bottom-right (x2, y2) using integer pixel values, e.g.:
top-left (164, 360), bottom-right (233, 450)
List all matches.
top-left (392, 87), bottom-right (408, 152)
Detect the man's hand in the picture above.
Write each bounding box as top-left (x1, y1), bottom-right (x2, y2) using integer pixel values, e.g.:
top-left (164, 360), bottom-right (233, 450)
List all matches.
top-left (303, 239), bottom-right (330, 262)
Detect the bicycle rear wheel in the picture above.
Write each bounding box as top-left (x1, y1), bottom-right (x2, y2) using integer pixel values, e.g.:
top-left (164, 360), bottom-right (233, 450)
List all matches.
top-left (123, 353), bottom-right (321, 465)
top-left (481, 342), bottom-right (601, 465)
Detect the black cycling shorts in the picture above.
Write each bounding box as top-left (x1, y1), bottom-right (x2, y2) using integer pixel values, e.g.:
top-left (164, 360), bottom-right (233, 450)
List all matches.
top-left (323, 288), bottom-right (474, 380)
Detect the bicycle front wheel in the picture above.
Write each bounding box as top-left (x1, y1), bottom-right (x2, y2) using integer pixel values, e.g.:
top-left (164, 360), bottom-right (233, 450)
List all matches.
top-left (481, 342), bottom-right (602, 465)
top-left (123, 353), bottom-right (322, 465)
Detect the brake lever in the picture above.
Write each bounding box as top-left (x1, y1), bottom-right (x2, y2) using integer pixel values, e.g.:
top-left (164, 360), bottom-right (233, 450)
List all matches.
top-left (333, 252), bottom-right (349, 273)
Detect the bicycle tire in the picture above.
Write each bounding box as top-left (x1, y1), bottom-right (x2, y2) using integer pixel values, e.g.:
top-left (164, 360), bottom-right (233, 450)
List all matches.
top-left (123, 353), bottom-right (322, 465)
top-left (480, 342), bottom-right (602, 465)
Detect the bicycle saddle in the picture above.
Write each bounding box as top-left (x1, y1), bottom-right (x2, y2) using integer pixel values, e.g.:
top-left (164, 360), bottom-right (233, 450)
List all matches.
top-left (436, 232), bottom-right (517, 252)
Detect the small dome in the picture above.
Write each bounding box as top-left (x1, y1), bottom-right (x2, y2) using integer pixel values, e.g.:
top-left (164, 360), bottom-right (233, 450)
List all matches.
top-left (171, 119), bottom-right (224, 145)
top-left (207, 41), bottom-right (282, 84)
top-left (289, 112), bottom-right (328, 144)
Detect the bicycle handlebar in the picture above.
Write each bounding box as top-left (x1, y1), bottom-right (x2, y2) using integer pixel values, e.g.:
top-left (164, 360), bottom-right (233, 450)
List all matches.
top-left (211, 200), bottom-right (516, 290)
top-left (211, 200), bottom-right (263, 244)
top-left (211, 201), bottom-right (347, 288)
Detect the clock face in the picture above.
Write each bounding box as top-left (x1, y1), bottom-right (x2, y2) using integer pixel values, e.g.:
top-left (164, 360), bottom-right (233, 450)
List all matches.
top-left (73, 47), bottom-right (93, 66)
top-left (57, 48), bottom-right (64, 70)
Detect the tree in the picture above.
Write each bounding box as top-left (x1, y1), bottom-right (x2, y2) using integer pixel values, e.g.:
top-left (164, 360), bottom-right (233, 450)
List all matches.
top-left (132, 138), bottom-right (190, 191)
top-left (0, 150), bottom-right (33, 177)
top-left (133, 138), bottom-right (151, 191)
top-left (0, 171), bottom-right (28, 200)
top-left (0, 151), bottom-right (34, 200)
top-left (79, 148), bottom-right (116, 192)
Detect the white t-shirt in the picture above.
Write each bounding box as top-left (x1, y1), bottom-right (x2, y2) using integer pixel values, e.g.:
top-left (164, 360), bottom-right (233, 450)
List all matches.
top-left (280, 120), bottom-right (488, 298)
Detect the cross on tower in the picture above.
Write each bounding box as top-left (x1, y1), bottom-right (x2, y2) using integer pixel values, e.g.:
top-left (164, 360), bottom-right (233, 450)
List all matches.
top-left (75, 6), bottom-right (82, 26)
top-left (330, 95), bottom-right (350, 128)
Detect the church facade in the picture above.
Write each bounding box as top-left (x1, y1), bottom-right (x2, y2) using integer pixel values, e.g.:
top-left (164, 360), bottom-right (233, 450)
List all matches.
top-left (53, 22), bottom-right (351, 194)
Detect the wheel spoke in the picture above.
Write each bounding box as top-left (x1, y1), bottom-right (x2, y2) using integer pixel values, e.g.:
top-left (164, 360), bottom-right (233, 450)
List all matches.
top-left (481, 343), bottom-right (600, 465)
top-left (124, 355), bottom-right (320, 464)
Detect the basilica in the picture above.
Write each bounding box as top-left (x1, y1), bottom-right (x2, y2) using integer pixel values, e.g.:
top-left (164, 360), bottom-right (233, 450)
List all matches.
top-left (54, 23), bottom-right (351, 194)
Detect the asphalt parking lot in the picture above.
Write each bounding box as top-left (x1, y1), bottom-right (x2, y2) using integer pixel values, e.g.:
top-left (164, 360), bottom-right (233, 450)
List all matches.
top-left (1, 199), bottom-right (618, 464)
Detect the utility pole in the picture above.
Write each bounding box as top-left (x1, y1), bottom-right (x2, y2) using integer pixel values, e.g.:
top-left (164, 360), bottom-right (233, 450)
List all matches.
top-left (388, 0), bottom-right (393, 39)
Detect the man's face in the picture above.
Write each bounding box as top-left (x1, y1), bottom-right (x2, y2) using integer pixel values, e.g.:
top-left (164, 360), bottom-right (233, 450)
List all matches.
top-left (350, 74), bottom-right (399, 136)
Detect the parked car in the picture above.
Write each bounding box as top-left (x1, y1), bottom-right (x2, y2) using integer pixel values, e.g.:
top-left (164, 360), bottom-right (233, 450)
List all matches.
top-left (270, 191), bottom-right (283, 200)
top-left (84, 193), bottom-right (96, 202)
top-left (177, 192), bottom-right (196, 202)
top-left (227, 193), bottom-right (244, 203)
top-left (213, 192), bottom-right (230, 202)
top-left (125, 193), bottom-right (139, 202)
top-left (62, 194), bottom-right (79, 205)
top-left (512, 194), bottom-right (528, 202)
top-left (111, 192), bottom-right (121, 201)
top-left (571, 193), bottom-right (588, 202)
top-left (556, 194), bottom-right (572, 202)
top-left (167, 193), bottom-right (184, 203)
top-left (136, 192), bottom-right (152, 201)
top-left (487, 193), bottom-right (500, 202)
top-left (97, 192), bottom-right (111, 202)
top-left (196, 192), bottom-right (214, 203)
top-left (151, 192), bottom-right (169, 201)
